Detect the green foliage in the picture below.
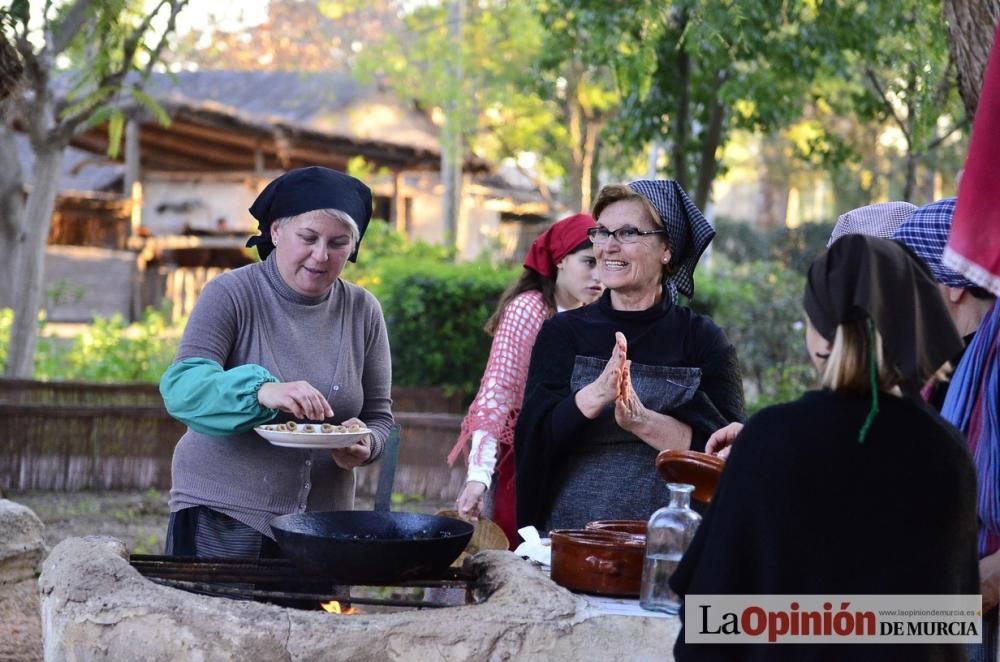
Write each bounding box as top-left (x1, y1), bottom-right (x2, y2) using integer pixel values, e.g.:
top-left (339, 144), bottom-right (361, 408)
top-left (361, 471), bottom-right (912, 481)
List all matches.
top-left (373, 256), bottom-right (519, 398)
top-left (346, 221), bottom-right (455, 288)
top-left (1, 0), bottom-right (186, 154)
top-left (712, 217), bottom-right (835, 275)
top-left (0, 307), bottom-right (11, 370)
top-left (30, 305), bottom-right (180, 383)
top-left (690, 259), bottom-right (815, 412)
top-left (341, 0), bottom-right (618, 207)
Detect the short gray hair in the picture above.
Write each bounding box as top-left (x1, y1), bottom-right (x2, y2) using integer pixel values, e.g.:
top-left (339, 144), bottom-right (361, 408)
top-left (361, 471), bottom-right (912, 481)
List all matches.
top-left (273, 208), bottom-right (360, 251)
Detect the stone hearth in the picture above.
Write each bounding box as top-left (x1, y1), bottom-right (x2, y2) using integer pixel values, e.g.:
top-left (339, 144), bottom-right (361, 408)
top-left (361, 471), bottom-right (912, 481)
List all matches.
top-left (40, 537), bottom-right (679, 661)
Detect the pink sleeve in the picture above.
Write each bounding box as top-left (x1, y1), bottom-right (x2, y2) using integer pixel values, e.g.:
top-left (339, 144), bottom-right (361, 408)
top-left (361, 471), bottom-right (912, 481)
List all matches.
top-left (447, 291), bottom-right (550, 466)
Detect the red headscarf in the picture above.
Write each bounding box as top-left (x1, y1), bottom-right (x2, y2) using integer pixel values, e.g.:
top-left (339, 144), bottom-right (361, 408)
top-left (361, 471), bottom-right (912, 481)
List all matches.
top-left (522, 213), bottom-right (596, 278)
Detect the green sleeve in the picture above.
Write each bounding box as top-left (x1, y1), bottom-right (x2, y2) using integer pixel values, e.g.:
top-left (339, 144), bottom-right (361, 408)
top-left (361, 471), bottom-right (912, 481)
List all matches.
top-left (159, 357), bottom-right (279, 436)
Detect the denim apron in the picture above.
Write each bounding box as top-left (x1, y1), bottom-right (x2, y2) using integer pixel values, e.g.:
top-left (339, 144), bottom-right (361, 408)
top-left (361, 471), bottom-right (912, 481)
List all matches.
top-left (544, 355), bottom-right (701, 532)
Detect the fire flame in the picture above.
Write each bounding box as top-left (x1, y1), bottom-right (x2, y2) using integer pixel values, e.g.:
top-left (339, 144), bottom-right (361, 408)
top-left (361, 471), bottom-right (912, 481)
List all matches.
top-left (320, 600), bottom-right (360, 615)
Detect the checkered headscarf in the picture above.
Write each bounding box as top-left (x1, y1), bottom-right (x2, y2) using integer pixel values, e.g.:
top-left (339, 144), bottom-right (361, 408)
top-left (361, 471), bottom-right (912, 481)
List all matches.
top-left (828, 201), bottom-right (917, 247)
top-left (627, 179), bottom-right (716, 299)
top-left (893, 198), bottom-right (979, 289)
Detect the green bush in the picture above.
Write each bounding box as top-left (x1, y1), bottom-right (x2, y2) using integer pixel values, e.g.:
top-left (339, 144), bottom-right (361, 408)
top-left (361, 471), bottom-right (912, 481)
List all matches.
top-left (1, 305), bottom-right (179, 382)
top-left (0, 307), bottom-right (11, 370)
top-left (690, 259), bottom-right (816, 413)
top-left (372, 256), bottom-right (519, 398)
top-left (32, 305), bottom-right (180, 383)
top-left (713, 216), bottom-right (835, 274)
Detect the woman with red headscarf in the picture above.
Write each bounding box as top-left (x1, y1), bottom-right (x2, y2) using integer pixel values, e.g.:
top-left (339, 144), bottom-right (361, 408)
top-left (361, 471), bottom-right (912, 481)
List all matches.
top-left (447, 213), bottom-right (603, 547)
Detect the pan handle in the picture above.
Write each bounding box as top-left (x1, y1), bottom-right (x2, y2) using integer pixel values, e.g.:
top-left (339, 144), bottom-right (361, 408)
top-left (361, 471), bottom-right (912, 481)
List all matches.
top-left (374, 425), bottom-right (401, 513)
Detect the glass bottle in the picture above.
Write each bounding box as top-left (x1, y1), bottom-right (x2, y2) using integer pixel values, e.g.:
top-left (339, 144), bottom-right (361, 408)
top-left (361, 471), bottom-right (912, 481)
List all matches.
top-left (640, 482), bottom-right (701, 614)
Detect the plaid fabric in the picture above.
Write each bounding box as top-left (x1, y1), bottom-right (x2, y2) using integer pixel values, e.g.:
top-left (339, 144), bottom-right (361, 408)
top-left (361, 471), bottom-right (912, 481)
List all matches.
top-left (893, 198), bottom-right (979, 289)
top-left (627, 179), bottom-right (715, 299)
top-left (827, 201), bottom-right (917, 247)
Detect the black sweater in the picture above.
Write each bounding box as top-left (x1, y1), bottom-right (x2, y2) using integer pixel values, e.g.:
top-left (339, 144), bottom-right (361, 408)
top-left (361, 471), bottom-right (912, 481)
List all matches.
top-left (670, 389), bottom-right (980, 661)
top-left (514, 290), bottom-right (745, 530)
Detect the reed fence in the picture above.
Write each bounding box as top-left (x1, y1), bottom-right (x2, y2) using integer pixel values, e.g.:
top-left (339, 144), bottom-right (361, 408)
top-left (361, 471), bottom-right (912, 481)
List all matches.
top-left (0, 379), bottom-right (464, 498)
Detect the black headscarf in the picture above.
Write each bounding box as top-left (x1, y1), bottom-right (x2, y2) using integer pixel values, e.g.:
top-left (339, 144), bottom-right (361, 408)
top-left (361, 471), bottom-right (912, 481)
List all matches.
top-left (246, 166), bottom-right (373, 262)
top-left (803, 234), bottom-right (963, 390)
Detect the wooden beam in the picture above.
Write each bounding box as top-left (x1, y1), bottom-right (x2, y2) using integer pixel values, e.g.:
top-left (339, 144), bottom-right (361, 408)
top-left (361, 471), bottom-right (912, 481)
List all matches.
top-left (126, 235), bottom-right (251, 251)
top-left (155, 116), bottom-right (269, 150)
top-left (72, 132), bottom-right (212, 171)
top-left (138, 126), bottom-right (256, 168)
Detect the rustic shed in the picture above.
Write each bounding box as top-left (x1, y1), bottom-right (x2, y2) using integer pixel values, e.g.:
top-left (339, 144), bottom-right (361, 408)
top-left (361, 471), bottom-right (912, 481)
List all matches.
top-left (13, 70), bottom-right (550, 322)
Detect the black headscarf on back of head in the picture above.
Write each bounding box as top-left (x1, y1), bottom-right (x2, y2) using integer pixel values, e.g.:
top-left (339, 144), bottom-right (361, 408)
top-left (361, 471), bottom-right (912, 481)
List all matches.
top-left (246, 166), bottom-right (373, 262)
top-left (803, 234), bottom-right (963, 391)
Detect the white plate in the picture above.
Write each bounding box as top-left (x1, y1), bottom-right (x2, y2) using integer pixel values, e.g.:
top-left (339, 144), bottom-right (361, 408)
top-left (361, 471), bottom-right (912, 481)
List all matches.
top-left (255, 424), bottom-right (371, 449)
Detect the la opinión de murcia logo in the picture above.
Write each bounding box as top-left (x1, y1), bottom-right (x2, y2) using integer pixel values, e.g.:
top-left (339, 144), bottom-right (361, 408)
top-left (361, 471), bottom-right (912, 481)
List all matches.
top-left (686, 595), bottom-right (982, 644)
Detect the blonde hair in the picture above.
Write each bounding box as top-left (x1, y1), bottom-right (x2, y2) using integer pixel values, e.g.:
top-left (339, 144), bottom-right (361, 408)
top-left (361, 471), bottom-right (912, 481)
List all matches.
top-left (591, 184), bottom-right (676, 281)
top-left (820, 319), bottom-right (902, 394)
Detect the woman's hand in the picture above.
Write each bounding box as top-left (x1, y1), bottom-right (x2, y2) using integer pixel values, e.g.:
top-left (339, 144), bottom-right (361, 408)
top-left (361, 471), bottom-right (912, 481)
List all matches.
top-left (575, 332), bottom-right (629, 418)
top-left (615, 360), bottom-right (648, 432)
top-left (705, 422), bottom-right (744, 459)
top-left (456, 481), bottom-right (487, 522)
top-left (981, 550), bottom-right (1000, 612)
top-left (330, 417), bottom-right (372, 469)
top-left (258, 381), bottom-right (334, 421)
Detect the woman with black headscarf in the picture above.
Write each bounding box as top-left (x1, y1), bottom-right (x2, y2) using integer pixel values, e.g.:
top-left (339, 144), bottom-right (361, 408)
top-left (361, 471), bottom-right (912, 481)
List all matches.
top-left (159, 166), bottom-right (393, 558)
top-left (514, 180), bottom-right (745, 534)
top-left (670, 235), bottom-right (979, 661)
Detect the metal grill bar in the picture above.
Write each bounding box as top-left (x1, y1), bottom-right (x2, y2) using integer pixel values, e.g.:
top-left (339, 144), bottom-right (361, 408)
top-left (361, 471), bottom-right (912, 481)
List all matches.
top-left (130, 555), bottom-right (473, 587)
top-left (130, 554), bottom-right (478, 610)
top-left (146, 578), bottom-right (456, 609)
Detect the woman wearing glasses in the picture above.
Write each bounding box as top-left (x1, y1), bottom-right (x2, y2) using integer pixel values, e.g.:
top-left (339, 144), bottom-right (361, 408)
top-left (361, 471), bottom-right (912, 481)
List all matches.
top-left (515, 181), bottom-right (746, 532)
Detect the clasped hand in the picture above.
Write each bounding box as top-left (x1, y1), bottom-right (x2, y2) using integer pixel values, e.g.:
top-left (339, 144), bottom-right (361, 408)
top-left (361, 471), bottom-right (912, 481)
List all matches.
top-left (577, 332), bottom-right (647, 431)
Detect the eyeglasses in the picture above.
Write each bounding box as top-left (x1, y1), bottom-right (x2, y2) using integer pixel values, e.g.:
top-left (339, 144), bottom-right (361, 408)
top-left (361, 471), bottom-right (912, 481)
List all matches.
top-left (587, 226), bottom-right (667, 245)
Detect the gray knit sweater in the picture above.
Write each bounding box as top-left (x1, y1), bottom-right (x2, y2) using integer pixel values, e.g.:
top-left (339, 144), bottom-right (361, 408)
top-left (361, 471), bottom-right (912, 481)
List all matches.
top-left (168, 257), bottom-right (393, 537)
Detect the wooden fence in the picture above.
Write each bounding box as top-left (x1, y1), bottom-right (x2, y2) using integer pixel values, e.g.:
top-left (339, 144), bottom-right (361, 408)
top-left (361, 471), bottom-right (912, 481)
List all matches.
top-left (0, 379), bottom-right (465, 499)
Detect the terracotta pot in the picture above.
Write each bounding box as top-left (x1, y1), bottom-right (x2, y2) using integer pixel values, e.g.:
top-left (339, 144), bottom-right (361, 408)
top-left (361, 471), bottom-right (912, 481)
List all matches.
top-left (585, 519), bottom-right (648, 536)
top-left (549, 529), bottom-right (646, 598)
top-left (655, 449), bottom-right (725, 503)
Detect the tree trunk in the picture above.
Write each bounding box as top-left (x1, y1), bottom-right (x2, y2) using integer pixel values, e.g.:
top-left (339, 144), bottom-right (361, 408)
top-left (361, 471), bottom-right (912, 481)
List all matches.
top-left (441, 0), bottom-right (464, 246)
top-left (564, 64), bottom-right (585, 213)
top-left (4, 144), bottom-right (64, 378)
top-left (672, 48), bottom-right (691, 190)
top-left (943, 0), bottom-right (1000, 118)
top-left (694, 86), bottom-right (726, 212)
top-left (902, 149), bottom-right (918, 202)
top-left (578, 118), bottom-right (602, 213)
top-left (0, 121), bottom-right (26, 309)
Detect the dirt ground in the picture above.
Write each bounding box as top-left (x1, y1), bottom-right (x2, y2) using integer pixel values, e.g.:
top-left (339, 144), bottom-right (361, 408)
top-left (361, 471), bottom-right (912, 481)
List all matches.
top-left (2, 489), bottom-right (454, 661)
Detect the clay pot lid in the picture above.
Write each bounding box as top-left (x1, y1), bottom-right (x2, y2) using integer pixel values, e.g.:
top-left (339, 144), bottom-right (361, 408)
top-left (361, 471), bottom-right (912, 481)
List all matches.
top-left (655, 449), bottom-right (725, 503)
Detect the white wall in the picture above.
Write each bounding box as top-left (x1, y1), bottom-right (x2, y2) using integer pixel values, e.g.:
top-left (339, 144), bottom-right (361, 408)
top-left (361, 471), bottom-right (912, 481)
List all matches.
top-left (139, 174), bottom-right (265, 236)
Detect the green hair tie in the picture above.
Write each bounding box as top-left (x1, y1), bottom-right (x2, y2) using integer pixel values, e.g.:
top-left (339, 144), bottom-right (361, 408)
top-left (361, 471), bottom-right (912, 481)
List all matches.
top-left (857, 318), bottom-right (880, 443)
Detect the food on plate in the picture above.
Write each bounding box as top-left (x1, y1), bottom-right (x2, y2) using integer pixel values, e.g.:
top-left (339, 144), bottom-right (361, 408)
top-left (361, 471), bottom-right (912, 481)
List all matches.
top-left (256, 422), bottom-right (370, 436)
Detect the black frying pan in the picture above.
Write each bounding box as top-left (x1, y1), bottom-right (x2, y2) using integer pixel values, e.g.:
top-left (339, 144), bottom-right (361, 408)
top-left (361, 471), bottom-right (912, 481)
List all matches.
top-left (269, 510), bottom-right (473, 583)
